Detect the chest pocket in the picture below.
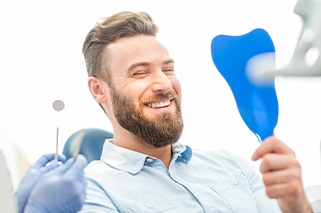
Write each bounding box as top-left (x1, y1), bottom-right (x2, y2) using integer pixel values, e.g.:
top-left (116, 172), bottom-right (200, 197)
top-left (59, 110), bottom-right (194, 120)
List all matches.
top-left (210, 175), bottom-right (259, 213)
top-left (123, 200), bottom-right (178, 213)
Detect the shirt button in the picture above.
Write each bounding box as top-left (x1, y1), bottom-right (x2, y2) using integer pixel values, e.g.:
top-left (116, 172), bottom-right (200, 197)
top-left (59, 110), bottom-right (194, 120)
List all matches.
top-left (146, 158), bottom-right (153, 162)
top-left (230, 179), bottom-right (238, 185)
top-left (145, 202), bottom-right (153, 209)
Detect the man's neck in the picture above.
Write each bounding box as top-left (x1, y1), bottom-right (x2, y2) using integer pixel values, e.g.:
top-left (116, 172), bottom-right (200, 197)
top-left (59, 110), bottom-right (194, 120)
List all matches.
top-left (112, 132), bottom-right (173, 168)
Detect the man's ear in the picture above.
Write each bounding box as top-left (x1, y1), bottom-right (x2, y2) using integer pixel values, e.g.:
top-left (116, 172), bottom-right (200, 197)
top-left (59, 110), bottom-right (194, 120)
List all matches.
top-left (88, 76), bottom-right (108, 104)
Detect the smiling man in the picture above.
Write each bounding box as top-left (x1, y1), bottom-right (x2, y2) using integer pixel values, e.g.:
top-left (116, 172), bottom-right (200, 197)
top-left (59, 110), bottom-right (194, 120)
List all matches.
top-left (79, 11), bottom-right (312, 213)
top-left (105, 35), bottom-right (182, 150)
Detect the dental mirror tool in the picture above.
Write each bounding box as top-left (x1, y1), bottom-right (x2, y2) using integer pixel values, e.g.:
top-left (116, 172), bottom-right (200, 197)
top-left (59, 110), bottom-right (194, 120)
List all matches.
top-left (52, 100), bottom-right (65, 161)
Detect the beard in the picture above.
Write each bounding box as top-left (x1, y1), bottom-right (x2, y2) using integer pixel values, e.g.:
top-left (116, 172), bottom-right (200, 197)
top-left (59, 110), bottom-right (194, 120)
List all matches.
top-left (110, 87), bottom-right (184, 148)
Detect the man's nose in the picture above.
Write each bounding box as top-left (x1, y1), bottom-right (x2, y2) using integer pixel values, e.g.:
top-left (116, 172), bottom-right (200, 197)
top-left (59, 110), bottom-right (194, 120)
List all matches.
top-left (150, 71), bottom-right (172, 93)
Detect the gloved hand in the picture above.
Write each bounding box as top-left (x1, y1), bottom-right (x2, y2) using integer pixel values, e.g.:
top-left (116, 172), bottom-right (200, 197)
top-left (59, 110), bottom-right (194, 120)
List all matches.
top-left (23, 154), bottom-right (88, 213)
top-left (14, 153), bottom-right (66, 213)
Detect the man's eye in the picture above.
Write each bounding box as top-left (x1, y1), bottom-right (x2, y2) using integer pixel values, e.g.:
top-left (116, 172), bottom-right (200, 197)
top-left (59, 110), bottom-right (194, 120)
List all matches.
top-left (133, 71), bottom-right (147, 76)
top-left (164, 68), bottom-right (174, 73)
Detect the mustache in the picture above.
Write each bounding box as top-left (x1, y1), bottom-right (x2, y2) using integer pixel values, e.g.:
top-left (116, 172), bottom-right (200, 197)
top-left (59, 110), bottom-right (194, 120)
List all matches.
top-left (140, 90), bottom-right (177, 104)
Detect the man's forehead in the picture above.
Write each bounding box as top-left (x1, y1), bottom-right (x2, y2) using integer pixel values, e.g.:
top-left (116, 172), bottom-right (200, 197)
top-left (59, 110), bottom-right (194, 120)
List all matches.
top-left (108, 35), bottom-right (167, 55)
top-left (107, 36), bottom-right (172, 68)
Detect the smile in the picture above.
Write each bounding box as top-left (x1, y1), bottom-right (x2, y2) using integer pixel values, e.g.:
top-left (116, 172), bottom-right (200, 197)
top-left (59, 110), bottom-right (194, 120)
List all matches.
top-left (146, 100), bottom-right (171, 108)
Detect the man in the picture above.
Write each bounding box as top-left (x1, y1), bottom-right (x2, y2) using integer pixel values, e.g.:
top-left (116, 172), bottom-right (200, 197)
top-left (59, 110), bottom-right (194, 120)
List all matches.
top-left (80, 11), bottom-right (312, 212)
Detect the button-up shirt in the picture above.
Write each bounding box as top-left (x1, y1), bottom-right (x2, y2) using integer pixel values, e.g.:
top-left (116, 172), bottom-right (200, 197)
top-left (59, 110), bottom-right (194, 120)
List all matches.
top-left (79, 140), bottom-right (281, 212)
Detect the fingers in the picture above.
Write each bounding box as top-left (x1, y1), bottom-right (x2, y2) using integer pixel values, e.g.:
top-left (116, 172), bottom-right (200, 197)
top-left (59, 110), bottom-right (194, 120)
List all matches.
top-left (261, 165), bottom-right (302, 186)
top-left (32, 153), bottom-right (66, 169)
top-left (258, 152), bottom-right (302, 199)
top-left (264, 181), bottom-right (302, 199)
top-left (65, 154), bottom-right (88, 177)
top-left (263, 171), bottom-right (308, 213)
top-left (251, 136), bottom-right (294, 161)
top-left (49, 157), bottom-right (76, 175)
top-left (47, 154), bottom-right (88, 176)
top-left (251, 136), bottom-right (312, 212)
top-left (259, 153), bottom-right (300, 173)
top-left (251, 136), bottom-right (301, 186)
top-left (73, 154), bottom-right (88, 170)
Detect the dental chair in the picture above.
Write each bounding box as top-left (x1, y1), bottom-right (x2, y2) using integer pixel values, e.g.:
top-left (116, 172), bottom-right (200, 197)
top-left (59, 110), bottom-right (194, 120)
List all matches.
top-left (62, 128), bottom-right (113, 162)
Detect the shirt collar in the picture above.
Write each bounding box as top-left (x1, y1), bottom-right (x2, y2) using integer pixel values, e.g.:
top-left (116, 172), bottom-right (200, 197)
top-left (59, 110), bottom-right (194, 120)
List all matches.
top-left (100, 139), bottom-right (192, 174)
top-left (172, 142), bottom-right (192, 163)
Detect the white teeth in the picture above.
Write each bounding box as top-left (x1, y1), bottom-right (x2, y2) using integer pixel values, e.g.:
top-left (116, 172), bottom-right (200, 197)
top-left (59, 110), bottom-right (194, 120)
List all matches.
top-left (147, 100), bottom-right (170, 108)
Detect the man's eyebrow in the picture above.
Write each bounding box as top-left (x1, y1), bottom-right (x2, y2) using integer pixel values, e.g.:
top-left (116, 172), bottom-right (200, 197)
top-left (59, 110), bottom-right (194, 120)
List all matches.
top-left (128, 62), bottom-right (150, 71)
top-left (164, 58), bottom-right (174, 65)
top-left (128, 59), bottom-right (174, 71)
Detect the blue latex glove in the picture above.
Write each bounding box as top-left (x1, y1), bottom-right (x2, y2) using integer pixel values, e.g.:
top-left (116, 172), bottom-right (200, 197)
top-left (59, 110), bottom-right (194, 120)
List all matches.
top-left (23, 154), bottom-right (88, 213)
top-left (14, 153), bottom-right (66, 213)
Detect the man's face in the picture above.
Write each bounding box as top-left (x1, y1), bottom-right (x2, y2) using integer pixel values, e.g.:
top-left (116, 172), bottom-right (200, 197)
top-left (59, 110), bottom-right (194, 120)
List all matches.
top-left (106, 35), bottom-right (183, 147)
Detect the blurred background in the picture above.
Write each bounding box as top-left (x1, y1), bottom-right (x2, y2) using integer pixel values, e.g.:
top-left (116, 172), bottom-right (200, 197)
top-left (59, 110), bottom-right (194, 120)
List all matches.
top-left (1, 0), bottom-right (320, 190)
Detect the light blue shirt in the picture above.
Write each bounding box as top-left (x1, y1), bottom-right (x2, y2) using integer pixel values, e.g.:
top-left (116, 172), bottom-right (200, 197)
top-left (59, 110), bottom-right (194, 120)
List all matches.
top-left (79, 140), bottom-right (281, 212)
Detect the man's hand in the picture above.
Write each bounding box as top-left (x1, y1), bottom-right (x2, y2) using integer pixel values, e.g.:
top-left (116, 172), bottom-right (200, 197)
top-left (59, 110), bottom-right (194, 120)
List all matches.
top-left (251, 136), bottom-right (312, 213)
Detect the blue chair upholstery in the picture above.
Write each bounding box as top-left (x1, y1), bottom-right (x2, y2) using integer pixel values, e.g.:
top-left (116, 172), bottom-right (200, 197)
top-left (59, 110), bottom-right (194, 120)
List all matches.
top-left (62, 128), bottom-right (113, 162)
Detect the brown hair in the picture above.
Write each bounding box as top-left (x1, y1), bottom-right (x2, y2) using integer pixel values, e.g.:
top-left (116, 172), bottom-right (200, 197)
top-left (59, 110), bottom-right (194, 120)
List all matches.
top-left (82, 11), bottom-right (159, 84)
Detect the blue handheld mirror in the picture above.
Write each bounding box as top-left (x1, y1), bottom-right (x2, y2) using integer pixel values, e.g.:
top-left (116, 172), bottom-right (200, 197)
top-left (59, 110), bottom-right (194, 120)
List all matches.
top-left (211, 28), bottom-right (278, 142)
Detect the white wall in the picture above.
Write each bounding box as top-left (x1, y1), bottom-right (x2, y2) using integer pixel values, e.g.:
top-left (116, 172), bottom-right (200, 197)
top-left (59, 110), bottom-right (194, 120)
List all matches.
top-left (1, 0), bottom-right (321, 187)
